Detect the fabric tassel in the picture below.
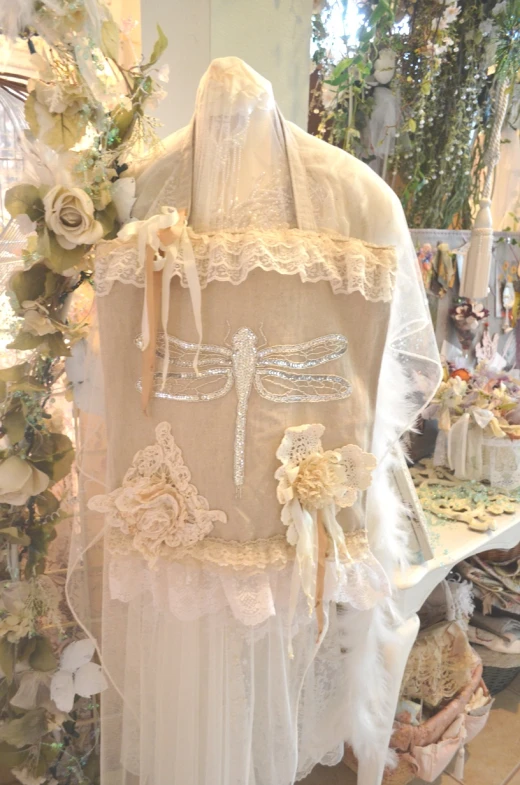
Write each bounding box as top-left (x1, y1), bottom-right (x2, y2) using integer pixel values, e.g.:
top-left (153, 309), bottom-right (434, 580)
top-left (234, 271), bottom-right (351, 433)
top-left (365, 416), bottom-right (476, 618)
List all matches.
top-left (459, 199), bottom-right (494, 299)
top-left (460, 80), bottom-right (509, 300)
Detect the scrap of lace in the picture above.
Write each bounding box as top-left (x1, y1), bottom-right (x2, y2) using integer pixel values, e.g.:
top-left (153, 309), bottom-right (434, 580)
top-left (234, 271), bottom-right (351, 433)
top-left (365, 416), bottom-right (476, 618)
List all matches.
top-left (88, 422), bottom-right (227, 567)
top-left (107, 529), bottom-right (390, 625)
top-left (94, 227), bottom-right (396, 302)
top-left (401, 621), bottom-right (478, 708)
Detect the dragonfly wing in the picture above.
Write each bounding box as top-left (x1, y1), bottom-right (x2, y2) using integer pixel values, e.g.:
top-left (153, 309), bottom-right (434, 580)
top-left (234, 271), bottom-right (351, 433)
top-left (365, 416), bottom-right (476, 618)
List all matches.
top-left (254, 369), bottom-right (351, 402)
top-left (137, 368), bottom-right (234, 401)
top-left (256, 334), bottom-right (348, 369)
top-left (135, 332), bottom-right (232, 368)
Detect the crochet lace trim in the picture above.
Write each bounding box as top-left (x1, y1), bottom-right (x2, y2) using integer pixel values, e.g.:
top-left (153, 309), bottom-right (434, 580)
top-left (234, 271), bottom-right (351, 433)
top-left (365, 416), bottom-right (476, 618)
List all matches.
top-left (94, 227), bottom-right (397, 302)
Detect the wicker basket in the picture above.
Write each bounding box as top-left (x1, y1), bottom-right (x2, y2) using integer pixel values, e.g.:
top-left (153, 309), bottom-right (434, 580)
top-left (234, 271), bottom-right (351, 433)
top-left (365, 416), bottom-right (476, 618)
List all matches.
top-left (344, 665), bottom-right (489, 785)
top-left (482, 665), bottom-right (520, 695)
top-left (479, 542), bottom-right (520, 564)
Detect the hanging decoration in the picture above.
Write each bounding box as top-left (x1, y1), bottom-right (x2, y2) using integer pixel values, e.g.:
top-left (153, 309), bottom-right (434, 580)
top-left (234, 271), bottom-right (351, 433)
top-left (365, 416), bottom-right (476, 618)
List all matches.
top-left (311, 0), bottom-right (520, 231)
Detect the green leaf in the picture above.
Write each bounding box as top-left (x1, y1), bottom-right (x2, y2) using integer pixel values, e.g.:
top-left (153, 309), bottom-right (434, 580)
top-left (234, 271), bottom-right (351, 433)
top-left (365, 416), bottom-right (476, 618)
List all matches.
top-left (331, 57), bottom-right (354, 81)
top-left (101, 19), bottom-right (120, 60)
top-left (44, 270), bottom-right (64, 299)
top-left (24, 521), bottom-right (58, 577)
top-left (5, 185), bottom-right (43, 222)
top-left (111, 107), bottom-right (134, 146)
top-left (32, 433), bottom-right (74, 483)
top-left (10, 378), bottom-right (46, 394)
top-left (0, 639), bottom-right (16, 683)
top-left (29, 636), bottom-right (57, 672)
top-left (0, 364), bottom-right (29, 383)
top-left (408, 118), bottom-right (417, 133)
top-left (0, 708), bottom-right (47, 748)
top-left (34, 489), bottom-right (59, 516)
top-left (7, 333), bottom-right (44, 352)
top-left (9, 263), bottom-right (48, 308)
top-left (43, 110), bottom-right (89, 152)
top-left (148, 24), bottom-right (168, 66)
top-left (40, 229), bottom-right (88, 274)
top-left (2, 405), bottom-right (27, 443)
top-left (0, 527), bottom-right (30, 546)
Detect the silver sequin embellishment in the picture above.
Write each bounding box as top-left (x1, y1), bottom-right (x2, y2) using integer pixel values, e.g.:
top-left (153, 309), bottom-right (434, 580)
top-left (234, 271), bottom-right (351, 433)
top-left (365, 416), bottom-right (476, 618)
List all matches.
top-left (136, 330), bottom-right (351, 491)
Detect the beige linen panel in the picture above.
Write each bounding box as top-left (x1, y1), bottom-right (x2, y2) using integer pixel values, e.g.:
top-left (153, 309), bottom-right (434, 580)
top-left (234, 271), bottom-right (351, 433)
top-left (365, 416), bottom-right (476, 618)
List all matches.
top-left (96, 268), bottom-right (390, 543)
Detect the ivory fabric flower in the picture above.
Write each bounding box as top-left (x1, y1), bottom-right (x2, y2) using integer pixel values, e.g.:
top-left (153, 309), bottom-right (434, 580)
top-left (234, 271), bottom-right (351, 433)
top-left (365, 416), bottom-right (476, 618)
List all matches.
top-left (89, 422), bottom-right (226, 567)
top-left (43, 185), bottom-right (103, 249)
top-left (0, 455), bottom-right (49, 506)
top-left (275, 424), bottom-right (377, 631)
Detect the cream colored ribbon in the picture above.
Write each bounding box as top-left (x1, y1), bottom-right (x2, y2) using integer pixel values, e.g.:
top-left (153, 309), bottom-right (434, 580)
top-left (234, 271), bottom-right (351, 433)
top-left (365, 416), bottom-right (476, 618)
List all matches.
top-left (117, 207), bottom-right (203, 406)
top-left (281, 491), bottom-right (349, 657)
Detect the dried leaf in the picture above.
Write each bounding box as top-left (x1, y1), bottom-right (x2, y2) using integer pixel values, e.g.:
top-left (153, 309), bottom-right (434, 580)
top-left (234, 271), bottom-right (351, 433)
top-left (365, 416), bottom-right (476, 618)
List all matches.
top-left (0, 639), bottom-right (16, 683)
top-left (29, 636), bottom-right (58, 672)
top-left (9, 263), bottom-right (48, 308)
top-left (45, 333), bottom-right (71, 358)
top-left (34, 490), bottom-right (59, 516)
top-left (0, 528), bottom-right (30, 546)
top-left (0, 708), bottom-right (47, 748)
top-left (43, 110), bottom-right (89, 152)
top-left (39, 229), bottom-right (88, 274)
top-left (7, 333), bottom-right (44, 352)
top-left (5, 185), bottom-right (43, 222)
top-left (101, 20), bottom-right (120, 61)
top-left (2, 405), bottom-right (27, 444)
top-left (0, 364), bottom-right (30, 383)
top-left (148, 25), bottom-right (168, 66)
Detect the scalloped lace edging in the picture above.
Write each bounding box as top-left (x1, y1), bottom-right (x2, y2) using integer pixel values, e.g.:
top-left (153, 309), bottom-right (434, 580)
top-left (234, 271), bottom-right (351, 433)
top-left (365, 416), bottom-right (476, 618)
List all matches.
top-left (94, 227), bottom-right (397, 303)
top-left (107, 529), bottom-right (391, 626)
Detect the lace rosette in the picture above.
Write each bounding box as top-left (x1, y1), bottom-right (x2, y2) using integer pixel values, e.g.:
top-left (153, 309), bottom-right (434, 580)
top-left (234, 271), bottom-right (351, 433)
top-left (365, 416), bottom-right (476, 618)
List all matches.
top-left (275, 423), bottom-right (390, 636)
top-left (94, 227), bottom-right (396, 302)
top-left (88, 422), bottom-right (226, 567)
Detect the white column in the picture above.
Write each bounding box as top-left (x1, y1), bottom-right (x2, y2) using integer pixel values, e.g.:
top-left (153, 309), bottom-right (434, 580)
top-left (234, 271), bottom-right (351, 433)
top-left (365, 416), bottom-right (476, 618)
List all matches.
top-left (140, 0), bottom-right (312, 136)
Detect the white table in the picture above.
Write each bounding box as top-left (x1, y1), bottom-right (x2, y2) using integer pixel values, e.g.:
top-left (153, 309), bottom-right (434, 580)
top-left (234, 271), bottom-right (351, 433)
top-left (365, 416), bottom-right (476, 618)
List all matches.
top-left (358, 505), bottom-right (520, 785)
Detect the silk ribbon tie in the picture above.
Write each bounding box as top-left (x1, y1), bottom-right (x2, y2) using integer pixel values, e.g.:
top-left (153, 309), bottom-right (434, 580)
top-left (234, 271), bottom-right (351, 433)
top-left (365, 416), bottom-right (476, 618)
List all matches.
top-left (117, 207), bottom-right (203, 412)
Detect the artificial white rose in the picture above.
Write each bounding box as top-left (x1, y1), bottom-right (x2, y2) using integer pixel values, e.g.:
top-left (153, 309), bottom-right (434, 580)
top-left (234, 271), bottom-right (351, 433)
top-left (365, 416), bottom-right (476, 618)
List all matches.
top-left (43, 185), bottom-right (103, 250)
top-left (0, 455), bottom-right (49, 506)
top-left (22, 309), bottom-right (58, 336)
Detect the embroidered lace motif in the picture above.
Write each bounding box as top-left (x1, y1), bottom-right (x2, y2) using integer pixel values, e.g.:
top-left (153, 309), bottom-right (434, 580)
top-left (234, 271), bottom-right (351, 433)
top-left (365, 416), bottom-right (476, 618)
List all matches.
top-left (136, 330), bottom-right (351, 491)
top-left (88, 422), bottom-right (226, 567)
top-left (107, 529), bottom-right (391, 625)
top-left (94, 227), bottom-right (397, 302)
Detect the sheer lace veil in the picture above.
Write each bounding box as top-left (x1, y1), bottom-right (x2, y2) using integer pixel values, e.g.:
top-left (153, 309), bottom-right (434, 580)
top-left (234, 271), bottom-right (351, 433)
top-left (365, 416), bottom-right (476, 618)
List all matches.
top-left (66, 56), bottom-right (441, 783)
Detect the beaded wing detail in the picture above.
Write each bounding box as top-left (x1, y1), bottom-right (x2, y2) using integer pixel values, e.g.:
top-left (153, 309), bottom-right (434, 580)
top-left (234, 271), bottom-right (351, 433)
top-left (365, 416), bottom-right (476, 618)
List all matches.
top-left (136, 329), bottom-right (352, 492)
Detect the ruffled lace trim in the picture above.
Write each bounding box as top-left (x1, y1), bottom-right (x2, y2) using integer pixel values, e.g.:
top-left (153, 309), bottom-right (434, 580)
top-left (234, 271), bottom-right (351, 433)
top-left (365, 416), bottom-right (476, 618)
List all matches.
top-left (107, 529), bottom-right (391, 625)
top-left (94, 227), bottom-right (397, 302)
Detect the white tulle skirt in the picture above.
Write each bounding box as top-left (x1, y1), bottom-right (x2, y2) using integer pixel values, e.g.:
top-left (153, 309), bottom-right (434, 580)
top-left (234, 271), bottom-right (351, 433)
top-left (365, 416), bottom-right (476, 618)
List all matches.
top-left (99, 556), bottom-right (358, 785)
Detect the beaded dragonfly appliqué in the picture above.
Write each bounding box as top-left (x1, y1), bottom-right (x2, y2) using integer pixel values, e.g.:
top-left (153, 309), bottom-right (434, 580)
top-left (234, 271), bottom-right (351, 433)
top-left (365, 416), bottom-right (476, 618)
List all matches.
top-left (137, 329), bottom-right (351, 492)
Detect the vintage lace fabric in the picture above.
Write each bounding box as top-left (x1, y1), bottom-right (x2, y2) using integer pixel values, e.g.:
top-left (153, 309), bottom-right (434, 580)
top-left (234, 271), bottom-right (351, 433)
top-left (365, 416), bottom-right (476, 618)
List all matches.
top-left (67, 57), bottom-right (441, 785)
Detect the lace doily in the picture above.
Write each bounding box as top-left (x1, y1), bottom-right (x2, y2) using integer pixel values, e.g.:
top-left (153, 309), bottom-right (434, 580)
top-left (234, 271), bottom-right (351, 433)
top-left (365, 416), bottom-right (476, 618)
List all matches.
top-left (94, 227), bottom-right (397, 302)
top-left (88, 422), bottom-right (226, 567)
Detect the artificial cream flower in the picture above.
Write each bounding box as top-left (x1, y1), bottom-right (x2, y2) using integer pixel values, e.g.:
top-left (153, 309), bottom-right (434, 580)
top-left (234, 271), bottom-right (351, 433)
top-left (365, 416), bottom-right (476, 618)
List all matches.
top-left (43, 185), bottom-right (103, 250)
top-left (0, 582), bottom-right (32, 643)
top-left (0, 455), bottom-right (49, 506)
top-left (88, 422), bottom-right (226, 567)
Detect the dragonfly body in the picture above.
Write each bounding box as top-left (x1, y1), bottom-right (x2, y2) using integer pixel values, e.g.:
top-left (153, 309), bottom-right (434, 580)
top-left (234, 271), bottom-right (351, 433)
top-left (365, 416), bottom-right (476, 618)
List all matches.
top-left (137, 328), bottom-right (352, 492)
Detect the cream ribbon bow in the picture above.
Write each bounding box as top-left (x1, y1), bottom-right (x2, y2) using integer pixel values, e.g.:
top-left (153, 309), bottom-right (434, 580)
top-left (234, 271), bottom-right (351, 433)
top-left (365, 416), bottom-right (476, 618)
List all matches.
top-left (117, 207), bottom-right (203, 410)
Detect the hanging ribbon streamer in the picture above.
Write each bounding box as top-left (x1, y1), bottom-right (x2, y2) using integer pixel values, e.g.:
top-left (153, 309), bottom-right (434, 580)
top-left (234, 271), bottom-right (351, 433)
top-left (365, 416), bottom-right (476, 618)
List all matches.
top-left (117, 207), bottom-right (203, 411)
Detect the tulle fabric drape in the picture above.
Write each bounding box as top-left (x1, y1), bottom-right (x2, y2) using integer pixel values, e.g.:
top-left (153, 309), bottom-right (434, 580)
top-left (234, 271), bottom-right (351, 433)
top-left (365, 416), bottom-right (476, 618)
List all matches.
top-left (66, 57), bottom-right (441, 785)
